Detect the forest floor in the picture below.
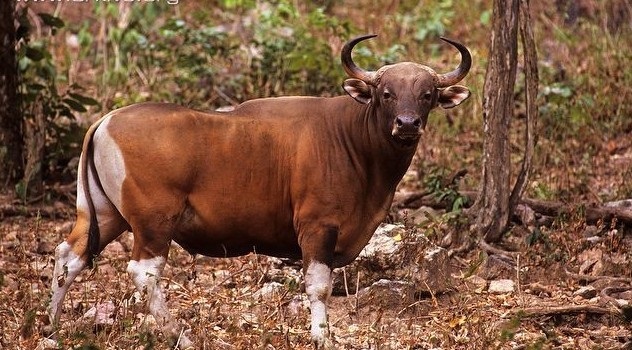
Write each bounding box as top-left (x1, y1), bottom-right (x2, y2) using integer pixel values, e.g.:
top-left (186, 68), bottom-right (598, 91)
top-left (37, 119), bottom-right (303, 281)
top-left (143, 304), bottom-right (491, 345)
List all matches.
top-left (1, 193), bottom-right (630, 349)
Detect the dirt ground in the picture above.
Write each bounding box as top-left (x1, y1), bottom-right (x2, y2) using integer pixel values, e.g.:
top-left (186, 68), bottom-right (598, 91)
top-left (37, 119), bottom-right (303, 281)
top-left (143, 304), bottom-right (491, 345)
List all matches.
top-left (1, 200), bottom-right (630, 349)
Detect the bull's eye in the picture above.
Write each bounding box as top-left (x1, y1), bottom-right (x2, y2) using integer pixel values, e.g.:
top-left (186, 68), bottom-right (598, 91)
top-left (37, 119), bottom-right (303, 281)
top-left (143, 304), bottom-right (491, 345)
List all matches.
top-left (383, 91), bottom-right (392, 100)
top-left (422, 91), bottom-right (433, 101)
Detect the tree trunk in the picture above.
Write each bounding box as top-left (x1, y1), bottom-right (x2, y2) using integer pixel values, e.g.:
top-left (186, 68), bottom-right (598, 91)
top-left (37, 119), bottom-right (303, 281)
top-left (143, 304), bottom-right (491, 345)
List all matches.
top-left (472, 0), bottom-right (539, 243)
top-left (509, 0), bottom-right (538, 212)
top-left (473, 0), bottom-right (520, 242)
top-left (0, 1), bottom-right (22, 189)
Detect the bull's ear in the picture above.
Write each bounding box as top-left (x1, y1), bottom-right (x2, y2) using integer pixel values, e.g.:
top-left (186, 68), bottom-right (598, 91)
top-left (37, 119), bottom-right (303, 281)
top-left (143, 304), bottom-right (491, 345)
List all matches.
top-left (438, 85), bottom-right (470, 109)
top-left (343, 79), bottom-right (372, 104)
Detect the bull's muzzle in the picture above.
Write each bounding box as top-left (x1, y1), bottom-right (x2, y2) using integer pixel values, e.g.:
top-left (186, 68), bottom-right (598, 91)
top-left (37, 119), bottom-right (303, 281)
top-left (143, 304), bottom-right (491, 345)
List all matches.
top-left (392, 115), bottom-right (423, 140)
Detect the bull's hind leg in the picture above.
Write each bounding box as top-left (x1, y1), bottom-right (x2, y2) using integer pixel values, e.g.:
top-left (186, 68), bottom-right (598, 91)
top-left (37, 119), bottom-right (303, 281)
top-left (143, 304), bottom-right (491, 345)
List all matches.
top-left (49, 156), bottom-right (129, 326)
top-left (126, 234), bottom-right (193, 348)
top-left (49, 210), bottom-right (128, 326)
top-left (49, 223), bottom-right (89, 326)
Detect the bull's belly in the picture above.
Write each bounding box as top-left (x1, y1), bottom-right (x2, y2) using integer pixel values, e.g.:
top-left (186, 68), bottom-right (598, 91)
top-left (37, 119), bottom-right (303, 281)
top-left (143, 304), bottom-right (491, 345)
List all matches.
top-left (171, 216), bottom-right (302, 259)
top-left (174, 234), bottom-right (303, 259)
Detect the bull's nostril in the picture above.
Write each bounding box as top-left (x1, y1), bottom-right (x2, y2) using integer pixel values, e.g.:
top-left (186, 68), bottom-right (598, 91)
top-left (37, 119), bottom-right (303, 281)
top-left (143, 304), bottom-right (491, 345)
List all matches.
top-left (413, 118), bottom-right (421, 127)
top-left (396, 118), bottom-right (403, 127)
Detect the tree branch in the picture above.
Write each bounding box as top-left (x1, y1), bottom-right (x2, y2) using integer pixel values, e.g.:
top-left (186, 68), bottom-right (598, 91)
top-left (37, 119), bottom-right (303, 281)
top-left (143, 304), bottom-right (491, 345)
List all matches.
top-left (395, 190), bottom-right (632, 227)
top-left (510, 304), bottom-right (619, 318)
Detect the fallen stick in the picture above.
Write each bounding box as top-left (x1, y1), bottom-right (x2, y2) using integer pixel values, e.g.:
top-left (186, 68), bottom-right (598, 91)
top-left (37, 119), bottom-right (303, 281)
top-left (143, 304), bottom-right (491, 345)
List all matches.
top-left (395, 190), bottom-right (632, 227)
top-left (509, 304), bottom-right (617, 318)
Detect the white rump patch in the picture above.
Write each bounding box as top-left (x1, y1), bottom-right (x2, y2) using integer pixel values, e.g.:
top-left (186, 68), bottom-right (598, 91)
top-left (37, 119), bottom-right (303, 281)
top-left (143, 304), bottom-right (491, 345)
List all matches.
top-left (92, 115), bottom-right (127, 212)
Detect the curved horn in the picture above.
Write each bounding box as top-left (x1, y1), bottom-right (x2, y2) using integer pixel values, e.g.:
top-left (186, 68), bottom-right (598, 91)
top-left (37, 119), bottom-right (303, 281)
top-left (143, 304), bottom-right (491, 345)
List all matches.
top-left (437, 37), bottom-right (472, 88)
top-left (341, 34), bottom-right (377, 84)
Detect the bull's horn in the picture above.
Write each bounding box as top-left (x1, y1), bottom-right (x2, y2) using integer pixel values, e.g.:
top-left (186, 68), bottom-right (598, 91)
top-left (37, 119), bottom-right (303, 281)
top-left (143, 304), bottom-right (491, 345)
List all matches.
top-left (437, 37), bottom-right (472, 88)
top-left (341, 34), bottom-right (377, 84)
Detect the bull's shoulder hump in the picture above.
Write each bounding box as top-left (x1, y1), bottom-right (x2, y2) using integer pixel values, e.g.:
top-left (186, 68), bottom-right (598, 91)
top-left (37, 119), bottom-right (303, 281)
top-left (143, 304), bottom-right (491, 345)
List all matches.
top-left (230, 95), bottom-right (354, 117)
top-left (110, 102), bottom-right (202, 118)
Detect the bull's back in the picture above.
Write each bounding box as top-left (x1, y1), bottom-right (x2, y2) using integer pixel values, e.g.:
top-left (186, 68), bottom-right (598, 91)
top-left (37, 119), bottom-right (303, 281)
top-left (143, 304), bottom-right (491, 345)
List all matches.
top-left (93, 103), bottom-right (300, 257)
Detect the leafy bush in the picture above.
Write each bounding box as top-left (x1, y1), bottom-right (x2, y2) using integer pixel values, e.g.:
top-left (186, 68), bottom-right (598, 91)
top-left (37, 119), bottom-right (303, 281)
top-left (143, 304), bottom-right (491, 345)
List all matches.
top-left (15, 9), bottom-right (98, 201)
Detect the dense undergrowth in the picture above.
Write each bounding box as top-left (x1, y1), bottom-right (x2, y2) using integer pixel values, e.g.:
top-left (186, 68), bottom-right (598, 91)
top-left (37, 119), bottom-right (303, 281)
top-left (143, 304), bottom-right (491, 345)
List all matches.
top-left (19, 0), bottom-right (632, 203)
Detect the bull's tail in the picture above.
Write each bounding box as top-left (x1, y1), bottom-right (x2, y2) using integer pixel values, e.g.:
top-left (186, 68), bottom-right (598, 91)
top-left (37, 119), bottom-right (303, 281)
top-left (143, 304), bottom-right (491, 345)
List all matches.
top-left (80, 115), bottom-right (109, 268)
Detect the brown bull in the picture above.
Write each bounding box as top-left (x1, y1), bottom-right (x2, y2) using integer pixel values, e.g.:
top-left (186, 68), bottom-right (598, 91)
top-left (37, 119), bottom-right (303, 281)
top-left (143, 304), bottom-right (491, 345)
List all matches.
top-left (49, 34), bottom-right (471, 348)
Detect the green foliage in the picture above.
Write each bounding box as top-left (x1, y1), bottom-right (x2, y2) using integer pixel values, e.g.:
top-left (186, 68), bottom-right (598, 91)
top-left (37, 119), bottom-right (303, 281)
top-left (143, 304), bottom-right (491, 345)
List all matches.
top-left (423, 167), bottom-right (469, 213)
top-left (536, 16), bottom-right (632, 142)
top-left (250, 2), bottom-right (351, 96)
top-left (414, 0), bottom-right (455, 42)
top-left (15, 9), bottom-right (98, 201)
top-left (75, 1), bottom-right (352, 110)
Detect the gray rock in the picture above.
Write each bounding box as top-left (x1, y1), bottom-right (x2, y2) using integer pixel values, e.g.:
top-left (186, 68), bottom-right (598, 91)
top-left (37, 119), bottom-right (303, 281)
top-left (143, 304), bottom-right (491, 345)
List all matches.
top-left (573, 285), bottom-right (597, 299)
top-left (82, 301), bottom-right (116, 326)
top-left (358, 279), bottom-right (416, 308)
top-left (488, 279), bottom-right (515, 294)
top-left (332, 223), bottom-right (454, 295)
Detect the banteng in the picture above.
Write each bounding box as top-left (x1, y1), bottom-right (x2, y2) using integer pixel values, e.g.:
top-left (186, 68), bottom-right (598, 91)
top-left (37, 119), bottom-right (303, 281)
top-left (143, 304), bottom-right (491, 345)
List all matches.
top-left (49, 34), bottom-right (472, 348)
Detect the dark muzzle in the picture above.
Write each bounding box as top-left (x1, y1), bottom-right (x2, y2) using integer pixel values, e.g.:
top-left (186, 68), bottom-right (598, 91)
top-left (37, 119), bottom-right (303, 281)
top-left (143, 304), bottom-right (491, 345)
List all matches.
top-left (392, 115), bottom-right (423, 139)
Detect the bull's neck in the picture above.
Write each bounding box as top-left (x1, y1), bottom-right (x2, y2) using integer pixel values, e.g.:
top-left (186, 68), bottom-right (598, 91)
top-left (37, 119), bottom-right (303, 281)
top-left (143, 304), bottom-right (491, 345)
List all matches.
top-left (330, 99), bottom-right (417, 193)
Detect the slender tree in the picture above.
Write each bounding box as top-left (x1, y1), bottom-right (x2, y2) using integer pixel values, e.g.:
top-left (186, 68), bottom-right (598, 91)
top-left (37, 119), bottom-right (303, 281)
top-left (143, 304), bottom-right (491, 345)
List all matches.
top-left (0, 0), bottom-right (22, 189)
top-left (472, 0), bottom-right (538, 243)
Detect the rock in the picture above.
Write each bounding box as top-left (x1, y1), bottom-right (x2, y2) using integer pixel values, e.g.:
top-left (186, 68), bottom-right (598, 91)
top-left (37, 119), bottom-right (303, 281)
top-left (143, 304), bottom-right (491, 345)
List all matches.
top-left (577, 248), bottom-right (629, 278)
top-left (358, 224), bottom-right (402, 258)
top-left (573, 285), bottom-right (597, 299)
top-left (582, 225), bottom-right (601, 238)
top-left (488, 279), bottom-right (515, 294)
top-left (358, 279), bottom-right (416, 308)
top-left (332, 223), bottom-right (454, 295)
top-left (82, 301), bottom-right (116, 327)
top-left (253, 282), bottom-right (285, 300)
top-left (585, 236), bottom-right (603, 244)
top-left (464, 275), bottom-right (487, 293)
top-left (478, 254), bottom-right (515, 280)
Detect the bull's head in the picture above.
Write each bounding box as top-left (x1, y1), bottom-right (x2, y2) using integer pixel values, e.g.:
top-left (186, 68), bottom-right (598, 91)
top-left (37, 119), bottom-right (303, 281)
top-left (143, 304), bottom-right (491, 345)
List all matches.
top-left (342, 34), bottom-right (471, 147)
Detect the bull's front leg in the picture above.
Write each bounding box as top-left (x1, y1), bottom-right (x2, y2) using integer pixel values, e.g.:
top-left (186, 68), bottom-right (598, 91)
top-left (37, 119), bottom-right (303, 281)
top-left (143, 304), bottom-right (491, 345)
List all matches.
top-left (300, 225), bottom-right (337, 349)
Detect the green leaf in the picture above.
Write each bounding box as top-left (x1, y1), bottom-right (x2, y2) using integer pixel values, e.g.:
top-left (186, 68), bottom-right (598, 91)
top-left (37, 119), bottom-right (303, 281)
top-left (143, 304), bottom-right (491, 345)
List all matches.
top-left (38, 13), bottom-right (65, 29)
top-left (480, 10), bottom-right (491, 26)
top-left (68, 93), bottom-right (99, 106)
top-left (62, 98), bottom-right (87, 112)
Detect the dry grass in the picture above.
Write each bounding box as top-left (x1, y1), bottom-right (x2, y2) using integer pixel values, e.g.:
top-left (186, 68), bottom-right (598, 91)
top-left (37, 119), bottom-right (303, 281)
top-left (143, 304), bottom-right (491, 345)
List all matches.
top-left (1, 213), bottom-right (630, 349)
